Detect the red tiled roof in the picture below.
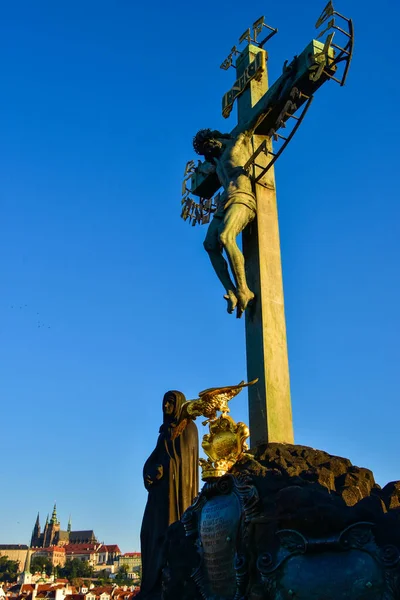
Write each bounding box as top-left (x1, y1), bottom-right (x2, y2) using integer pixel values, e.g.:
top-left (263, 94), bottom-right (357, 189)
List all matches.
top-left (121, 553), bottom-right (140, 558)
top-left (64, 544), bottom-right (98, 554)
top-left (36, 585), bottom-right (53, 592)
top-left (97, 545), bottom-right (120, 553)
top-left (89, 587), bottom-right (113, 595)
top-left (33, 547), bottom-right (65, 554)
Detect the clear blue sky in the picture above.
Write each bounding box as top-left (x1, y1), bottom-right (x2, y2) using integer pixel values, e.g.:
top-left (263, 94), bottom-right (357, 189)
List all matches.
top-left (1, 0), bottom-right (399, 553)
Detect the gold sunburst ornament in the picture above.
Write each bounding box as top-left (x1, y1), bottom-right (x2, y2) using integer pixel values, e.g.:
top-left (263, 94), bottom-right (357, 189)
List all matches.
top-left (185, 379), bottom-right (257, 480)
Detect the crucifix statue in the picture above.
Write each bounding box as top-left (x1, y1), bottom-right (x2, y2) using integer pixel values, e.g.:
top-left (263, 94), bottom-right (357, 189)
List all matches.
top-left (181, 2), bottom-right (353, 446)
top-left (193, 128), bottom-right (257, 318)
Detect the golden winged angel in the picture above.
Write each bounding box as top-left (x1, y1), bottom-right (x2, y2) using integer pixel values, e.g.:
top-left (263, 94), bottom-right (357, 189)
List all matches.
top-left (183, 378), bottom-right (258, 423)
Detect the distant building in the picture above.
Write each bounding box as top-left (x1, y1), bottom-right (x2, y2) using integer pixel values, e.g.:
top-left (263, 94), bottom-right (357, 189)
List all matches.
top-left (63, 544), bottom-right (100, 567)
top-left (0, 545), bottom-right (29, 571)
top-left (4, 581), bottom-right (139, 600)
top-left (32, 547), bottom-right (66, 568)
top-left (18, 549), bottom-right (33, 585)
top-left (2, 506), bottom-right (122, 575)
top-left (30, 506), bottom-right (97, 548)
top-left (116, 554), bottom-right (141, 579)
top-left (96, 545), bottom-right (121, 567)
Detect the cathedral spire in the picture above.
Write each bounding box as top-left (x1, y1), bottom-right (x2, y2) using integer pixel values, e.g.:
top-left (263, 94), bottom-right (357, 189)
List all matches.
top-left (33, 512), bottom-right (40, 534)
top-left (67, 515), bottom-right (72, 533)
top-left (50, 503), bottom-right (58, 525)
top-left (31, 512), bottom-right (41, 547)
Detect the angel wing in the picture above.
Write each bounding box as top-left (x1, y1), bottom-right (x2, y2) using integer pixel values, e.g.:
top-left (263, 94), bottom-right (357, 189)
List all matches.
top-left (196, 378), bottom-right (258, 419)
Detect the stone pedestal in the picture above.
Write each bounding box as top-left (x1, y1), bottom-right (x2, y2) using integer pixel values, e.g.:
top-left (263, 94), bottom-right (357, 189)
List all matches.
top-left (161, 444), bottom-right (400, 600)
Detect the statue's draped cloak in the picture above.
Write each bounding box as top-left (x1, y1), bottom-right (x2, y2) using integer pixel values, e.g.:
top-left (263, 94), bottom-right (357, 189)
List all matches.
top-left (140, 391), bottom-right (198, 598)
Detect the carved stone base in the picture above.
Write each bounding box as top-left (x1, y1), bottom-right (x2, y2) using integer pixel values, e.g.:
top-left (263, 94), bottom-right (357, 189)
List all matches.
top-left (161, 444), bottom-right (400, 600)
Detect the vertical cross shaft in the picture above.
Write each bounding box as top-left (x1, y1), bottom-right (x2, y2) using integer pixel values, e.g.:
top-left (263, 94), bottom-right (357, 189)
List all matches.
top-left (236, 45), bottom-right (294, 447)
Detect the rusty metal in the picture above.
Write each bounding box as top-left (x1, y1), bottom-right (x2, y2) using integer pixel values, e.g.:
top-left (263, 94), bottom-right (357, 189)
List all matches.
top-left (315, 1), bottom-right (354, 87)
top-left (315, 1), bottom-right (335, 28)
top-left (255, 95), bottom-right (313, 183)
top-left (239, 28), bottom-right (252, 46)
top-left (221, 16), bottom-right (277, 72)
top-left (272, 133), bottom-right (287, 141)
top-left (258, 28), bottom-right (278, 48)
top-left (181, 188), bottom-right (217, 226)
top-left (242, 91), bottom-right (314, 185)
top-left (222, 51), bottom-right (266, 118)
top-left (181, 159), bottom-right (218, 225)
top-left (243, 139), bottom-right (268, 173)
top-left (247, 17), bottom-right (278, 48)
top-left (220, 46), bottom-right (240, 71)
top-left (185, 4), bottom-right (353, 206)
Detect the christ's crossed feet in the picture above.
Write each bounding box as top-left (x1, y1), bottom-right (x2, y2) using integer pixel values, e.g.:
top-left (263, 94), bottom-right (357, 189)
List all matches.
top-left (224, 288), bottom-right (254, 318)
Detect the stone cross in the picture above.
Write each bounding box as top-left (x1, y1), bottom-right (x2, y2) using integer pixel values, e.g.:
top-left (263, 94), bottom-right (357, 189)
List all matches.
top-left (237, 42), bottom-right (294, 447)
top-left (185, 4), bottom-right (353, 447)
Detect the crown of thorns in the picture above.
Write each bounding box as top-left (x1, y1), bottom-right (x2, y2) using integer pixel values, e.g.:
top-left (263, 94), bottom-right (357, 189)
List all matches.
top-left (193, 129), bottom-right (230, 155)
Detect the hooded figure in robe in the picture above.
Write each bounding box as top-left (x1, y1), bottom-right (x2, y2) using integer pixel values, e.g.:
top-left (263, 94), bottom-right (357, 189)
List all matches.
top-left (139, 390), bottom-right (199, 599)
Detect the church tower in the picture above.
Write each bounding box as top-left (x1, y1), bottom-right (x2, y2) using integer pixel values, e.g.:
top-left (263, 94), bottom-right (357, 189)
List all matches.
top-left (30, 513), bottom-right (41, 547)
top-left (18, 549), bottom-right (32, 585)
top-left (43, 504), bottom-right (60, 547)
top-left (50, 504), bottom-right (57, 525)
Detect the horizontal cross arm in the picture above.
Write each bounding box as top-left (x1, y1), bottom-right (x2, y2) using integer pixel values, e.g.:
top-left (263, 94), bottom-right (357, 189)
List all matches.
top-left (190, 39), bottom-right (335, 199)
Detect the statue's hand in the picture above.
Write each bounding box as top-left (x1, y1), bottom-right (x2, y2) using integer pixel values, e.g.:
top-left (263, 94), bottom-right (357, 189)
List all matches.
top-left (144, 474), bottom-right (153, 489)
top-left (144, 465), bottom-right (163, 489)
top-left (186, 400), bottom-right (204, 418)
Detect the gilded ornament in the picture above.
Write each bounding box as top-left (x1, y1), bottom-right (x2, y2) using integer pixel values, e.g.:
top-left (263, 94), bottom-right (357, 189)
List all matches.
top-left (184, 379), bottom-right (257, 480)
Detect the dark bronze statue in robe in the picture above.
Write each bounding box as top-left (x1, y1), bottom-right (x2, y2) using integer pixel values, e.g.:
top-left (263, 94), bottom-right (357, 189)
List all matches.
top-left (139, 391), bottom-right (199, 600)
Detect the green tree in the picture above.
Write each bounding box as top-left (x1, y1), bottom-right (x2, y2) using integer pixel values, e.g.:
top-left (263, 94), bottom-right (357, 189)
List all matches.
top-left (58, 559), bottom-right (94, 582)
top-left (114, 565), bottom-right (131, 586)
top-left (31, 556), bottom-right (53, 576)
top-left (0, 556), bottom-right (19, 582)
top-left (95, 571), bottom-right (111, 584)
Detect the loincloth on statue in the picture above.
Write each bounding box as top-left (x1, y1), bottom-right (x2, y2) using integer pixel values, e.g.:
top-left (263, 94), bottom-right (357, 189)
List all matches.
top-left (214, 190), bottom-right (256, 219)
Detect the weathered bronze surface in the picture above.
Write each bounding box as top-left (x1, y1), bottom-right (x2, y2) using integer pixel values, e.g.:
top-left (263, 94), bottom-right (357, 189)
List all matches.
top-left (256, 523), bottom-right (396, 599)
top-left (140, 391), bottom-right (198, 600)
top-left (179, 2), bottom-right (353, 444)
top-left (199, 493), bottom-right (241, 598)
top-left (182, 30), bottom-right (341, 321)
top-left (179, 2), bottom-right (353, 446)
top-left (192, 128), bottom-right (259, 318)
top-left (238, 45), bottom-right (294, 447)
top-left (163, 446), bottom-right (400, 600)
top-left (222, 51), bottom-right (265, 118)
top-left (181, 474), bottom-right (261, 600)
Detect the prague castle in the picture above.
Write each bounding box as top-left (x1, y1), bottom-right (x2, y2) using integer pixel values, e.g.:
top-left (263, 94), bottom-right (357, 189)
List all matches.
top-left (30, 504), bottom-right (97, 548)
top-left (0, 504), bottom-right (134, 576)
